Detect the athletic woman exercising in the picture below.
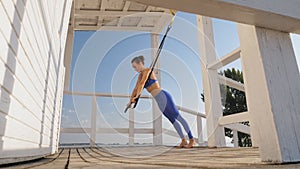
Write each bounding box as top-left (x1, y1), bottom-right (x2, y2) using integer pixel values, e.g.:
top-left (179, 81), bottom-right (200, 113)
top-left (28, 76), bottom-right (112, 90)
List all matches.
top-left (128, 55), bottom-right (195, 148)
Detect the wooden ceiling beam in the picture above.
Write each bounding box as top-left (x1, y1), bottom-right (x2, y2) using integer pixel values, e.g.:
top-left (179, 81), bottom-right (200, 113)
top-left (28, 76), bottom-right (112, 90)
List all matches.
top-left (74, 25), bottom-right (154, 31)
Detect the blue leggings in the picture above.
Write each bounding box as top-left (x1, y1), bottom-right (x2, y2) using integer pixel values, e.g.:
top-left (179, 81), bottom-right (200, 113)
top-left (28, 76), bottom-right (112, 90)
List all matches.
top-left (154, 90), bottom-right (193, 139)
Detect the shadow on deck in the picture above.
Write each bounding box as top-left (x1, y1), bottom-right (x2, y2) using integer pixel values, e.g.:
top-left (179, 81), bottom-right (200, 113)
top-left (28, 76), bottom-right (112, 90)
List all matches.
top-left (1, 146), bottom-right (300, 169)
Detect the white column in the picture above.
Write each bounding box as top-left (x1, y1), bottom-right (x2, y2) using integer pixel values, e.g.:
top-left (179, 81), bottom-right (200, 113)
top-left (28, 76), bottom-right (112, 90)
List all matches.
top-left (90, 96), bottom-right (97, 147)
top-left (151, 33), bottom-right (163, 145)
top-left (63, 24), bottom-right (74, 91)
top-left (197, 15), bottom-right (226, 147)
top-left (129, 109), bottom-right (134, 146)
top-left (238, 24), bottom-right (300, 163)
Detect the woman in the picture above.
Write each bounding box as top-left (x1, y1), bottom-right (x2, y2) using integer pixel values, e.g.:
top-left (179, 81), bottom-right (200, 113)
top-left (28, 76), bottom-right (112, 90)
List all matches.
top-left (129, 55), bottom-right (195, 148)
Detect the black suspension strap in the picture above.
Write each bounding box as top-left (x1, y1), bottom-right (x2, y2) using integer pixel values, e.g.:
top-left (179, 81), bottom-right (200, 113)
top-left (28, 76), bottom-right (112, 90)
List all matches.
top-left (125, 10), bottom-right (176, 113)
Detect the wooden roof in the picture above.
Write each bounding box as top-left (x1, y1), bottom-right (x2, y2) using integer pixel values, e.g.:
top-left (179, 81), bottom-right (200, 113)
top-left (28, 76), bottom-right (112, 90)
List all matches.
top-left (70, 0), bottom-right (173, 32)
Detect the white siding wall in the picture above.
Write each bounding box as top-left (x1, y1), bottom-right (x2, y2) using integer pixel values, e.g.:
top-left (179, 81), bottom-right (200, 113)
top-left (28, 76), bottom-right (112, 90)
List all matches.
top-left (0, 0), bottom-right (72, 162)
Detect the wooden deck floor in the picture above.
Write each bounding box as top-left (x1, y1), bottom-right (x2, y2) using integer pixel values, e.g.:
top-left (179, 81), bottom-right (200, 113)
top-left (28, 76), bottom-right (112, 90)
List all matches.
top-left (2, 146), bottom-right (300, 169)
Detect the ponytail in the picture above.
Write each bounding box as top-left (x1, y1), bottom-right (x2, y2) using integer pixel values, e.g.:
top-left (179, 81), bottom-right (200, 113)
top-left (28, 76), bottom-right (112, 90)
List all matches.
top-left (131, 55), bottom-right (145, 64)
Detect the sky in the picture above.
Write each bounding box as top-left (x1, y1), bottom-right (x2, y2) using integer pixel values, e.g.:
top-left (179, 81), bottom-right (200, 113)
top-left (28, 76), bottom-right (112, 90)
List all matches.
top-left (59, 12), bottom-right (300, 145)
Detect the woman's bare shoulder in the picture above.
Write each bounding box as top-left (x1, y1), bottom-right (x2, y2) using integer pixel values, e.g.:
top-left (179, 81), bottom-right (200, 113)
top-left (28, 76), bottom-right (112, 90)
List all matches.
top-left (142, 68), bottom-right (151, 72)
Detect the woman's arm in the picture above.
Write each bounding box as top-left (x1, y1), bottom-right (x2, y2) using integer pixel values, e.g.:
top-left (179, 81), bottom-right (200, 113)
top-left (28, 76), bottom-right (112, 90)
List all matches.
top-left (130, 68), bottom-right (151, 102)
top-left (130, 76), bottom-right (140, 102)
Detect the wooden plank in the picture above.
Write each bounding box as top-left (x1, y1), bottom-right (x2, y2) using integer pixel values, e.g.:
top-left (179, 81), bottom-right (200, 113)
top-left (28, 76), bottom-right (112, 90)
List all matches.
top-left (218, 75), bottom-right (245, 92)
top-left (224, 123), bottom-right (250, 135)
top-left (116, 5), bottom-right (134, 27)
top-left (74, 25), bottom-right (154, 31)
top-left (123, 1), bottom-right (131, 11)
top-left (100, 0), bottom-right (108, 11)
top-left (97, 128), bottom-right (128, 133)
top-left (218, 112), bottom-right (250, 126)
top-left (0, 114), bottom-right (42, 146)
top-left (136, 6), bottom-right (153, 27)
top-left (0, 86), bottom-right (43, 129)
top-left (134, 128), bottom-right (154, 134)
top-left (68, 148), bottom-right (91, 167)
top-left (75, 9), bottom-right (159, 17)
top-left (208, 48), bottom-right (241, 69)
top-left (37, 148), bottom-right (70, 168)
top-left (60, 128), bottom-right (91, 133)
top-left (63, 91), bottom-right (152, 99)
top-left (152, 13), bottom-right (170, 33)
top-left (60, 128), bottom-right (154, 134)
top-left (176, 105), bottom-right (206, 118)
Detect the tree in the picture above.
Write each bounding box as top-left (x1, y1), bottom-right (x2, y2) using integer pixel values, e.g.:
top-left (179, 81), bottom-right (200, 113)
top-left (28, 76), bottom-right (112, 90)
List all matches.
top-left (201, 68), bottom-right (252, 147)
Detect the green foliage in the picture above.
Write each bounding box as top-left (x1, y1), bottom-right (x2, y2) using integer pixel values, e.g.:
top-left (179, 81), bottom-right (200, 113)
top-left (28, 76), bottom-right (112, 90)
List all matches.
top-left (201, 68), bottom-right (252, 147)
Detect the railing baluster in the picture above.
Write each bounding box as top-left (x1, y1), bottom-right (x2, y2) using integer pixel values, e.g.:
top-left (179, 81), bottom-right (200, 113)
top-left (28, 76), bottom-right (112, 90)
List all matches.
top-left (197, 115), bottom-right (203, 144)
top-left (233, 130), bottom-right (239, 147)
top-left (129, 108), bottom-right (134, 146)
top-left (90, 96), bottom-right (97, 147)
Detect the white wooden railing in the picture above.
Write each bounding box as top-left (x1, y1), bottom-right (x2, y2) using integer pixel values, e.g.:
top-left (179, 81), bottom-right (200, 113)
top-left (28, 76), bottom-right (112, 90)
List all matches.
top-left (61, 92), bottom-right (250, 147)
top-left (210, 47), bottom-right (251, 147)
top-left (61, 91), bottom-right (206, 146)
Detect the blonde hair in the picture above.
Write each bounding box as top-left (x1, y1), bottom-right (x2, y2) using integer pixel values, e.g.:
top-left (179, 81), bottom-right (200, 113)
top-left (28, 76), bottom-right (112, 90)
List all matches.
top-left (131, 55), bottom-right (144, 64)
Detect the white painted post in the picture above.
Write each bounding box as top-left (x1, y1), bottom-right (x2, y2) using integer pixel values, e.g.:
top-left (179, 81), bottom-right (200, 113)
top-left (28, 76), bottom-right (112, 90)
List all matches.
top-left (63, 15), bottom-right (74, 91)
top-left (129, 108), bottom-right (134, 146)
top-left (238, 24), bottom-right (300, 163)
top-left (197, 15), bottom-right (226, 147)
top-left (90, 96), bottom-right (97, 147)
top-left (233, 130), bottom-right (239, 148)
top-left (248, 117), bottom-right (259, 148)
top-left (151, 33), bottom-right (163, 145)
top-left (197, 115), bottom-right (203, 144)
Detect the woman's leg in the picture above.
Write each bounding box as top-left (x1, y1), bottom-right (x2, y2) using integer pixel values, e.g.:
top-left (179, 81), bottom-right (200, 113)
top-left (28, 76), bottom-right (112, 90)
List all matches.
top-left (172, 120), bottom-right (188, 148)
top-left (176, 114), bottom-right (193, 139)
top-left (161, 90), bottom-right (193, 139)
top-left (176, 114), bottom-right (195, 148)
top-left (154, 90), bottom-right (192, 147)
top-left (172, 120), bottom-right (184, 139)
